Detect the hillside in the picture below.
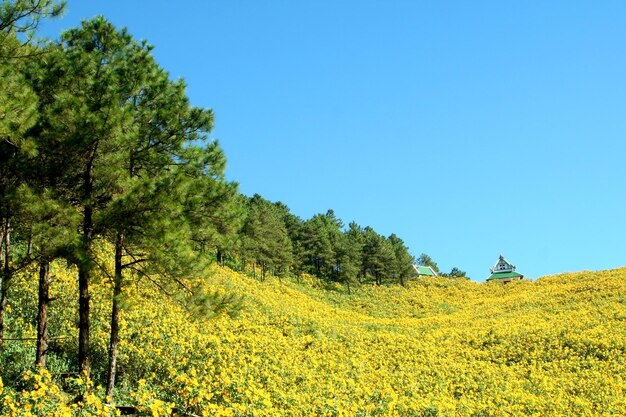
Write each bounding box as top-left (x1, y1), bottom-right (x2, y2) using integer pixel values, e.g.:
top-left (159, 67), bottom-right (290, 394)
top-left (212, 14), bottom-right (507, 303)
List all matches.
top-left (1, 264), bottom-right (626, 416)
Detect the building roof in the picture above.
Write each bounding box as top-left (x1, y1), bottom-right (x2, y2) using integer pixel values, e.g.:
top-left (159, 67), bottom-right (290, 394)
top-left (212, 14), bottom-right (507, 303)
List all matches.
top-left (490, 254), bottom-right (516, 274)
top-left (486, 271), bottom-right (523, 281)
top-left (414, 265), bottom-right (437, 277)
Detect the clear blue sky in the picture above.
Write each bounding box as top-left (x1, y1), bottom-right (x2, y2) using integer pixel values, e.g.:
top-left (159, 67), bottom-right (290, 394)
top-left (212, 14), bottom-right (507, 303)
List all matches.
top-left (40, 1), bottom-right (626, 281)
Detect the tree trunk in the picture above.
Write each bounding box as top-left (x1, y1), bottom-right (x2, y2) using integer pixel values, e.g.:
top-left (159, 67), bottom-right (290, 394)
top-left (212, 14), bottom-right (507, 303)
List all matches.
top-left (106, 232), bottom-right (124, 400)
top-left (261, 262), bottom-right (266, 282)
top-left (35, 258), bottom-right (50, 367)
top-left (78, 256), bottom-right (91, 374)
top-left (78, 163), bottom-right (94, 375)
top-left (0, 219), bottom-right (4, 264)
top-left (217, 248), bottom-right (224, 267)
top-left (77, 151), bottom-right (98, 375)
top-left (26, 230), bottom-right (33, 259)
top-left (0, 218), bottom-right (11, 350)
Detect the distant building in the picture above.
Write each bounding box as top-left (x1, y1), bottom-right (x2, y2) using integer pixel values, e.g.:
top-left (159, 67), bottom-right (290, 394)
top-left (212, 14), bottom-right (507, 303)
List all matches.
top-left (413, 265), bottom-right (438, 277)
top-left (486, 255), bottom-right (523, 283)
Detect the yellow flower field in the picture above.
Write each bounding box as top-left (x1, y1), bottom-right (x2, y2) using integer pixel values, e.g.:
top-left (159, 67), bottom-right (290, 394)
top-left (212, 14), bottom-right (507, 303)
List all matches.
top-left (2, 262), bottom-right (626, 416)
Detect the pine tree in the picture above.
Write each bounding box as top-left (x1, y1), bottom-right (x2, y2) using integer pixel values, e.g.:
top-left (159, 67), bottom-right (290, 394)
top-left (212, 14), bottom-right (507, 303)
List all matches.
top-left (273, 201), bottom-right (305, 274)
top-left (15, 187), bottom-right (79, 366)
top-left (362, 227), bottom-right (395, 285)
top-left (0, 0), bottom-right (65, 352)
top-left (301, 211), bottom-right (343, 279)
top-left (0, 0), bottom-right (64, 42)
top-left (182, 144), bottom-right (243, 266)
top-left (345, 222), bottom-right (365, 281)
top-left (333, 232), bottom-right (360, 293)
top-left (388, 234), bottom-right (416, 286)
top-left (30, 17), bottom-right (159, 374)
top-left (240, 195), bottom-right (293, 280)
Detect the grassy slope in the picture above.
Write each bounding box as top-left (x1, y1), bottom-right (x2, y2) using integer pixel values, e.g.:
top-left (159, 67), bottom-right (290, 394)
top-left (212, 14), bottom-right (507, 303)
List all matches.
top-left (2, 264), bottom-right (626, 416)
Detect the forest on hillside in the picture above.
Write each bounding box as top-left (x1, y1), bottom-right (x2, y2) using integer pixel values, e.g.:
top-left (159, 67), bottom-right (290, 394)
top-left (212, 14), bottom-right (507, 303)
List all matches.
top-left (0, 0), bottom-right (474, 407)
top-left (3, 2), bottom-right (626, 417)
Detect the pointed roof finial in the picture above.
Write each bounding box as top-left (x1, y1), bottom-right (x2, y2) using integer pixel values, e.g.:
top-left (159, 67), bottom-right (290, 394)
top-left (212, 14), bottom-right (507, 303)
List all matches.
top-left (487, 254), bottom-right (524, 281)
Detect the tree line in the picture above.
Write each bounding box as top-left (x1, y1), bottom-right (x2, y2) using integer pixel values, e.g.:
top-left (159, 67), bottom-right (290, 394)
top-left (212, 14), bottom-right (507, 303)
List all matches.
top-left (233, 196), bottom-right (418, 288)
top-left (0, 0), bottom-right (464, 400)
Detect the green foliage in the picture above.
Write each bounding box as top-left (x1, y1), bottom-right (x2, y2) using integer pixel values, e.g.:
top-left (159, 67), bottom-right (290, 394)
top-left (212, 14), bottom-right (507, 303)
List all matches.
top-left (361, 227), bottom-right (395, 285)
top-left (186, 287), bottom-right (244, 320)
top-left (300, 211), bottom-right (341, 277)
top-left (16, 185), bottom-right (80, 256)
top-left (388, 233), bottom-right (416, 286)
top-left (181, 145), bottom-right (243, 262)
top-left (241, 195), bottom-right (293, 279)
top-left (0, 0), bottom-right (65, 36)
top-left (0, 58), bottom-right (38, 150)
top-left (272, 201), bottom-right (305, 271)
top-left (448, 267), bottom-right (467, 278)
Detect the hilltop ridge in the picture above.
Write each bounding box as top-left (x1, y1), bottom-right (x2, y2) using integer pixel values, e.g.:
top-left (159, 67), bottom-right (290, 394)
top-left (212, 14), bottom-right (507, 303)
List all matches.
top-left (2, 263), bottom-right (626, 415)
